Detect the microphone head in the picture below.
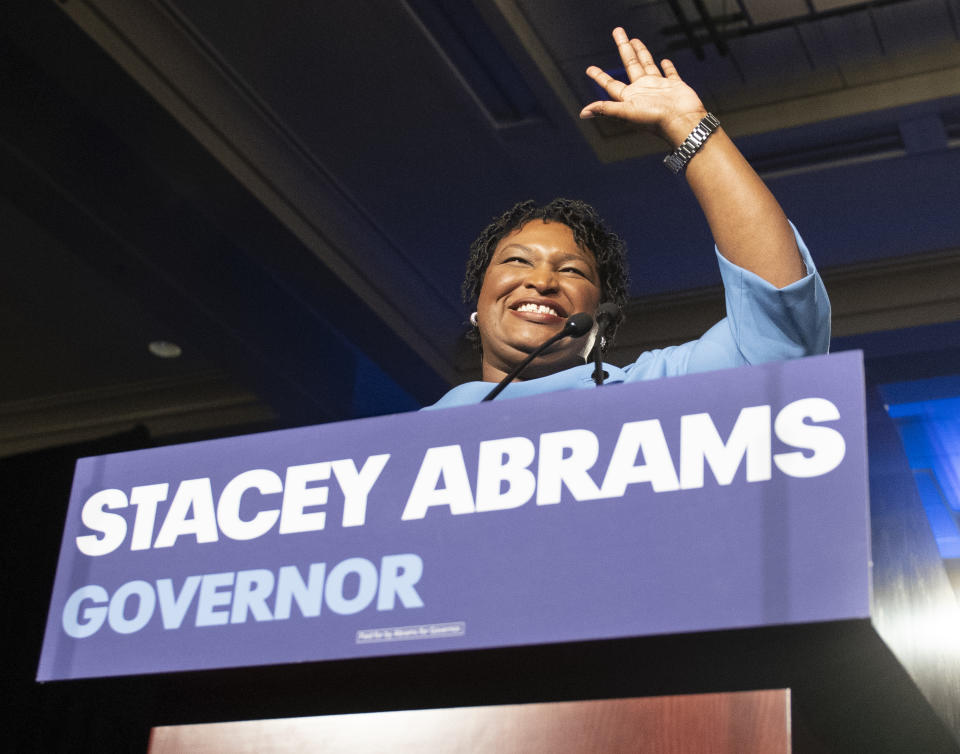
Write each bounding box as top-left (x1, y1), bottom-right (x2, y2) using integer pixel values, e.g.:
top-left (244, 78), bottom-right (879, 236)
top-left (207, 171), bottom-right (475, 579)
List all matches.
top-left (564, 312), bottom-right (594, 338)
top-left (595, 302), bottom-right (620, 324)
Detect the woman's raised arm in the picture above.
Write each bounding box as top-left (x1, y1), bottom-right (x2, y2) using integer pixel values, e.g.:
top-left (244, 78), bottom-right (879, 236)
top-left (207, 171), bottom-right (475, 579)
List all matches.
top-left (580, 27), bottom-right (806, 288)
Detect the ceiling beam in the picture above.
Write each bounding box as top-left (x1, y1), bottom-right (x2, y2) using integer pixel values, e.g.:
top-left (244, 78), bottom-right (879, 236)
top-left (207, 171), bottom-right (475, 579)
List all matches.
top-left (53, 0), bottom-right (461, 385)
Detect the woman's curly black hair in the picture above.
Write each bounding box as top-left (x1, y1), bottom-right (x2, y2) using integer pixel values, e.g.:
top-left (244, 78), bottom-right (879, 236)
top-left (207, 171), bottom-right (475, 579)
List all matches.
top-left (462, 198), bottom-right (629, 352)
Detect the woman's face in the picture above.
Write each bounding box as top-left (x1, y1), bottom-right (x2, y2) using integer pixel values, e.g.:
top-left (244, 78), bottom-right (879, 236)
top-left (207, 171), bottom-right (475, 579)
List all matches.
top-left (476, 220), bottom-right (601, 382)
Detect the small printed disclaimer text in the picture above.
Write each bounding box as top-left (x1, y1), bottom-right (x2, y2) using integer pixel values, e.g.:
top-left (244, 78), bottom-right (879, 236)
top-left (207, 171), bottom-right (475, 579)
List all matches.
top-left (356, 622), bottom-right (466, 644)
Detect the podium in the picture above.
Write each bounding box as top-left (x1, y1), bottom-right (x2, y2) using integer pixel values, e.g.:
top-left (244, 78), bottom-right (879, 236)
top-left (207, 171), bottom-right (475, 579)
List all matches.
top-left (37, 352), bottom-right (960, 751)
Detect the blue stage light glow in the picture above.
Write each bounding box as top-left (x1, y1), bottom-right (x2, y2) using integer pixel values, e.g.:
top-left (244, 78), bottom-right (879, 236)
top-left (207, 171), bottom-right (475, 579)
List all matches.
top-left (881, 377), bottom-right (960, 559)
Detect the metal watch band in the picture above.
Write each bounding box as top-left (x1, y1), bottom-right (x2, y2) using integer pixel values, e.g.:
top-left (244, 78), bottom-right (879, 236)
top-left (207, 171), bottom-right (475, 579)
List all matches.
top-left (663, 113), bottom-right (721, 175)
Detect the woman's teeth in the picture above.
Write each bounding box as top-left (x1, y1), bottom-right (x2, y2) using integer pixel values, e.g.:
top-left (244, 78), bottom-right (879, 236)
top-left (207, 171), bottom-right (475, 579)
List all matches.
top-left (516, 303), bottom-right (558, 315)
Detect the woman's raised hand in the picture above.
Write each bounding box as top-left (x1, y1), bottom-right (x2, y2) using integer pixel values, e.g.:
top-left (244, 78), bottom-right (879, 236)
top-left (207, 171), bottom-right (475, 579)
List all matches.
top-left (580, 27), bottom-right (707, 147)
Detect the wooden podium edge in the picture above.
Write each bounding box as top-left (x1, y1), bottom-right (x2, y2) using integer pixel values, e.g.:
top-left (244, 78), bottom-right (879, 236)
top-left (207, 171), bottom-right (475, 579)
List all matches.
top-left (148, 690), bottom-right (792, 754)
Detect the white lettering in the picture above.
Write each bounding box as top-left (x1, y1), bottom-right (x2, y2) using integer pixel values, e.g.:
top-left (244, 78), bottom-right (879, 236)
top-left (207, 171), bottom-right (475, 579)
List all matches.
top-left (279, 463), bottom-right (330, 534)
top-left (76, 489), bottom-right (128, 557)
top-left (68, 397), bottom-right (849, 556)
top-left (402, 445), bottom-right (475, 520)
top-left (333, 454), bottom-right (390, 527)
top-left (217, 469), bottom-right (282, 541)
top-left (129, 484), bottom-right (167, 551)
top-left (680, 406), bottom-right (772, 489)
top-left (600, 420), bottom-right (680, 496)
top-left (153, 479), bottom-right (219, 549)
top-left (475, 437), bottom-right (536, 512)
top-left (774, 398), bottom-right (846, 477)
top-left (537, 429), bottom-right (603, 504)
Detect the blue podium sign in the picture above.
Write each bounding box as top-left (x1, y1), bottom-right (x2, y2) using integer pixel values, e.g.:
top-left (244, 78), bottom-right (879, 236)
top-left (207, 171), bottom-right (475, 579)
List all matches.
top-left (38, 352), bottom-right (870, 680)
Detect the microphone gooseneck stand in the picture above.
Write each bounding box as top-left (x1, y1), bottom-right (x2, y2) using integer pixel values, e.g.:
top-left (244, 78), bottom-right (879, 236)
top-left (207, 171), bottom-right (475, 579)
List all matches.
top-left (482, 312), bottom-right (594, 402)
top-left (591, 302), bottom-right (621, 386)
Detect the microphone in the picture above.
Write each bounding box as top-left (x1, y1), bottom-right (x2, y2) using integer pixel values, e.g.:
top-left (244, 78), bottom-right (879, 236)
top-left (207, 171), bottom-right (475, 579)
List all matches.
top-left (560, 311), bottom-right (595, 337)
top-left (482, 312), bottom-right (594, 402)
top-left (592, 303), bottom-right (621, 386)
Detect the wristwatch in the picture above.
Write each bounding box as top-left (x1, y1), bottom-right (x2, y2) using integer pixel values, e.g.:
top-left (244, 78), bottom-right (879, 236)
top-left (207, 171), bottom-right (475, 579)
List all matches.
top-left (663, 113), bottom-right (721, 175)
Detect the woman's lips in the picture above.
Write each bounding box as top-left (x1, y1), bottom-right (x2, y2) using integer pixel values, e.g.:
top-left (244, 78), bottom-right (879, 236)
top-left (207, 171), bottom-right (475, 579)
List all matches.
top-left (515, 302), bottom-right (559, 316)
top-left (509, 301), bottom-right (567, 323)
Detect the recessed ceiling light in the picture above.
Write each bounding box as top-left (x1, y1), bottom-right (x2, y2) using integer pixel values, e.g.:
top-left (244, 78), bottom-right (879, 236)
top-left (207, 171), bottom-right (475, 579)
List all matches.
top-left (148, 340), bottom-right (182, 359)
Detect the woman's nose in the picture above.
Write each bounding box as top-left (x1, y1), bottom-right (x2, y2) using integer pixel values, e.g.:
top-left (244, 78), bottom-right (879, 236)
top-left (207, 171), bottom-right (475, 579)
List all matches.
top-left (523, 265), bottom-right (558, 292)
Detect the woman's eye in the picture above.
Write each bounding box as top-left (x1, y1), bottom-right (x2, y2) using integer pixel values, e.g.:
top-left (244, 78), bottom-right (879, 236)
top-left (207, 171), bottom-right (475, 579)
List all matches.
top-left (561, 266), bottom-right (586, 276)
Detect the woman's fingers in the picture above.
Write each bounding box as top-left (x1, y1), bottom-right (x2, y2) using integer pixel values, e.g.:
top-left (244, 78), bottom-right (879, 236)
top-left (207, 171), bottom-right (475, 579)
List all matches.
top-left (585, 65), bottom-right (627, 100)
top-left (588, 30), bottom-right (667, 101)
top-left (630, 38), bottom-right (661, 76)
top-left (660, 58), bottom-right (681, 80)
top-left (613, 27), bottom-right (645, 83)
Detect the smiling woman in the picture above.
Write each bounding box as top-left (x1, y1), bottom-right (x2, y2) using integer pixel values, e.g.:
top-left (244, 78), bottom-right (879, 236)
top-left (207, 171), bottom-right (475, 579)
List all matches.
top-left (472, 204), bottom-right (622, 382)
top-left (427, 27), bottom-right (831, 409)
top-left (477, 221), bottom-right (599, 382)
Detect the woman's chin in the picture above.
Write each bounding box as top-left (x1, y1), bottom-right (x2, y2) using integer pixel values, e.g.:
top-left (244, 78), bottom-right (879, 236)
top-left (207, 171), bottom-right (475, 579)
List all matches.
top-left (519, 350), bottom-right (583, 380)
